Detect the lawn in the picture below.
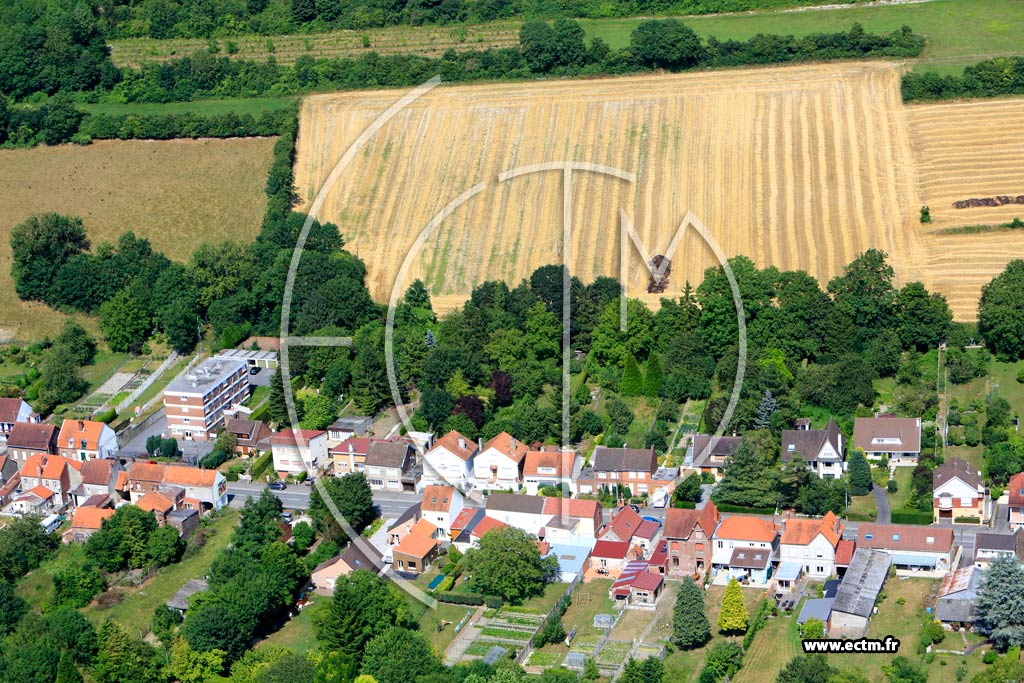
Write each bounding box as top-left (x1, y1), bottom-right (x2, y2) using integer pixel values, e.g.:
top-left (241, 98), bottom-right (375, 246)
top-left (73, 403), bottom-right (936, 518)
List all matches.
top-left (256, 599), bottom-right (326, 656)
top-left (874, 377), bottom-right (895, 411)
top-left (887, 467), bottom-right (915, 512)
top-left (732, 601), bottom-right (802, 683)
top-left (0, 137), bottom-right (276, 341)
top-left (580, 0), bottom-right (1024, 73)
top-left (79, 350), bottom-right (130, 395)
top-left (81, 508), bottom-right (239, 634)
top-left (419, 602), bottom-right (479, 656)
top-left (16, 542), bottom-right (90, 611)
top-left (518, 582), bottom-right (570, 614)
top-left (991, 359), bottom-right (1024, 418)
top-left (848, 493), bottom-right (877, 522)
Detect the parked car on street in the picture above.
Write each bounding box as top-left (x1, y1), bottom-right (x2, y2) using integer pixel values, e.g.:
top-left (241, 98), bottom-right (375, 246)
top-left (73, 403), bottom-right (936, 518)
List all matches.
top-left (268, 481), bottom-right (287, 491)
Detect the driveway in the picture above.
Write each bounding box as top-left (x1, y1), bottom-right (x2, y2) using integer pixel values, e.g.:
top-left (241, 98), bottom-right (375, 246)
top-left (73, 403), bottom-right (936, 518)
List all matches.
top-left (872, 483), bottom-right (891, 524)
top-left (117, 408), bottom-right (214, 464)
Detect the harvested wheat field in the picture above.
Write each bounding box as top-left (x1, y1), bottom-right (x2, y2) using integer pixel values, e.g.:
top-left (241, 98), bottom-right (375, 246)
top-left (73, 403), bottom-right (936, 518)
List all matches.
top-left (906, 98), bottom-right (1024, 316)
top-left (0, 137), bottom-right (276, 339)
top-left (294, 61), bottom-right (1024, 319)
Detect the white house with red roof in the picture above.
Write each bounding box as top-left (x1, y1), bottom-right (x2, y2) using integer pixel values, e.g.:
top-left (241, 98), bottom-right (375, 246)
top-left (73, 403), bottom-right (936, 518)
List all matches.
top-left (779, 511), bottom-right (844, 579)
top-left (19, 453), bottom-right (83, 510)
top-left (473, 432), bottom-right (528, 491)
top-left (611, 560), bottom-right (665, 607)
top-left (57, 419), bottom-right (117, 462)
top-left (591, 540), bottom-right (642, 575)
top-left (423, 430), bottom-right (477, 490)
top-left (600, 506), bottom-right (644, 544)
top-left (420, 485), bottom-right (464, 539)
top-left (523, 448), bottom-right (581, 495)
top-left (269, 429), bottom-right (327, 475)
top-left (1010, 472), bottom-right (1024, 530)
top-left (712, 516), bottom-right (779, 582)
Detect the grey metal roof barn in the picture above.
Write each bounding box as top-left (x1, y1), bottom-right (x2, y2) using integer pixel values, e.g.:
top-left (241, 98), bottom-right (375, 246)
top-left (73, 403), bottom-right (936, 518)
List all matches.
top-left (936, 566), bottom-right (983, 623)
top-left (797, 597), bottom-right (835, 625)
top-left (831, 549), bottom-right (891, 619)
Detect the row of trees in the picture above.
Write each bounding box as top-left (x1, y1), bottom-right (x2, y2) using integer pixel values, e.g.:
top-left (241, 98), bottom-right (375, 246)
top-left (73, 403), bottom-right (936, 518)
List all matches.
top-left (902, 56), bottom-right (1024, 102)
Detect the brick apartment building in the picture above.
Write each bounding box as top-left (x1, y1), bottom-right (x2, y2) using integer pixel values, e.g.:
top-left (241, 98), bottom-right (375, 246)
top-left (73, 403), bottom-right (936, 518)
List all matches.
top-left (163, 357), bottom-right (249, 441)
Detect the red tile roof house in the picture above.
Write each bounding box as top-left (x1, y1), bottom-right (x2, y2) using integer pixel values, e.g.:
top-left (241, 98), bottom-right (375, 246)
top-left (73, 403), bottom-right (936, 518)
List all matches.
top-left (269, 429), bottom-right (328, 476)
top-left (330, 436), bottom-right (372, 477)
top-left (933, 458), bottom-right (989, 524)
top-left (63, 506), bottom-right (116, 544)
top-left (600, 506), bottom-right (644, 544)
top-left (137, 487), bottom-right (185, 524)
top-left (779, 511), bottom-right (844, 579)
top-left (57, 419), bottom-right (117, 462)
top-left (9, 485), bottom-right (59, 514)
top-left (5, 423), bottom-right (58, 466)
top-left (0, 398), bottom-right (35, 442)
top-left (542, 497), bottom-right (603, 539)
top-left (663, 501), bottom-right (721, 578)
top-left (423, 430), bottom-right (478, 491)
top-left (19, 453), bottom-right (83, 511)
top-left (473, 432), bottom-right (528, 492)
top-left (856, 523), bottom-right (955, 576)
top-left (852, 416), bottom-right (922, 468)
top-left (392, 518), bottom-right (441, 574)
top-left (590, 540), bottom-right (644, 577)
top-left (611, 561), bottom-right (665, 608)
top-left (711, 516), bottom-right (779, 585)
top-left (119, 462), bottom-right (228, 511)
top-left (420, 485), bottom-right (465, 540)
top-left (1010, 472), bottom-right (1024, 530)
top-left (523, 448), bottom-right (582, 496)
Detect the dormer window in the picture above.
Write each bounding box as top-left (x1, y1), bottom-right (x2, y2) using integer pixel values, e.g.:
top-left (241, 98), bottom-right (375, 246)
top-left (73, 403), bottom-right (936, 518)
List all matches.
top-left (892, 534), bottom-right (900, 542)
top-left (67, 438), bottom-right (74, 448)
top-left (926, 536), bottom-right (934, 544)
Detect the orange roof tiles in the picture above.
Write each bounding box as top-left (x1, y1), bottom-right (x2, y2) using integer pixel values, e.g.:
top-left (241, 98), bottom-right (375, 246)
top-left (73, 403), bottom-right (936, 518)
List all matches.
top-left (72, 506), bottom-right (115, 530)
top-left (781, 512), bottom-right (843, 547)
top-left (714, 516), bottom-right (779, 543)
top-left (137, 491), bottom-right (175, 514)
top-left (26, 484), bottom-right (54, 500)
top-left (481, 432), bottom-right (528, 464)
top-left (524, 449), bottom-right (575, 477)
top-left (162, 466), bottom-right (219, 488)
top-left (394, 518), bottom-right (439, 558)
top-left (603, 506), bottom-right (643, 541)
top-left (542, 497), bottom-right (600, 519)
top-left (470, 515), bottom-right (508, 539)
top-left (421, 485), bottom-right (457, 513)
top-left (57, 419), bottom-right (107, 451)
top-left (430, 430), bottom-right (476, 462)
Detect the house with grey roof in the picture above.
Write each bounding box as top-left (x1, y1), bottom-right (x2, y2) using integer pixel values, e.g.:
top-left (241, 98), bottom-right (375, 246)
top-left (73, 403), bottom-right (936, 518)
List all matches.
top-left (780, 418), bottom-right (845, 479)
top-left (688, 434), bottom-right (744, 481)
top-left (365, 440), bottom-right (420, 492)
top-left (853, 416), bottom-right (921, 467)
top-left (828, 549), bottom-right (891, 637)
top-left (974, 530), bottom-right (1024, 568)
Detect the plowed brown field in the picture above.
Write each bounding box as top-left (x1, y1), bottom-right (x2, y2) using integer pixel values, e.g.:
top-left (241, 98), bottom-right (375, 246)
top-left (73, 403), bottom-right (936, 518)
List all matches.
top-left (294, 61), bottom-right (1024, 319)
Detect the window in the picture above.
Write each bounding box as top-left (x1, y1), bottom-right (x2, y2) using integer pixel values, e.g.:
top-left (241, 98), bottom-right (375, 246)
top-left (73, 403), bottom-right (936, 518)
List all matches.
top-left (892, 534), bottom-right (900, 542)
top-left (717, 541), bottom-right (723, 549)
top-left (926, 536), bottom-right (934, 544)
top-left (816, 566), bottom-right (825, 574)
top-left (865, 533), bottom-right (873, 540)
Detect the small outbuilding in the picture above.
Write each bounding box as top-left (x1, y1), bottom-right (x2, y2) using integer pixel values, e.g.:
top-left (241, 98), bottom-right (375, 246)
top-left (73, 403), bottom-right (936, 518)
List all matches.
top-left (166, 579), bottom-right (209, 617)
top-left (827, 549), bottom-right (890, 638)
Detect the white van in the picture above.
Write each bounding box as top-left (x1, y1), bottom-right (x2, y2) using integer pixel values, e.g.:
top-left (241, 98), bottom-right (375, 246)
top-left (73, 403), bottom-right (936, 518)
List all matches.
top-left (40, 514), bottom-right (61, 535)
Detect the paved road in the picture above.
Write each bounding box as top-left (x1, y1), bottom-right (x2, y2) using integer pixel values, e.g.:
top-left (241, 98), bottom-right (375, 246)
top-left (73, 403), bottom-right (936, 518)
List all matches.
top-left (872, 483), bottom-right (891, 524)
top-left (227, 481), bottom-right (421, 517)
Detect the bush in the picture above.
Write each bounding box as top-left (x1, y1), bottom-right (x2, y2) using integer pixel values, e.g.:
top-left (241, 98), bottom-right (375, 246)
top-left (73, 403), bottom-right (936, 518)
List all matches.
top-left (887, 479), bottom-right (898, 493)
top-left (890, 510), bottom-right (934, 525)
top-left (713, 503), bottom-right (776, 515)
top-left (436, 592), bottom-right (484, 606)
top-left (94, 408), bottom-right (116, 424)
top-left (954, 516), bottom-right (980, 524)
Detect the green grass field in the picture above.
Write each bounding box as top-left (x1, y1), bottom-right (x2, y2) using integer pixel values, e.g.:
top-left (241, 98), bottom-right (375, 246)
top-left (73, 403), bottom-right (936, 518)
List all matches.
top-left (581, 0), bottom-right (1024, 73)
top-left (109, 0), bottom-right (1024, 76)
top-left (82, 509), bottom-right (239, 634)
top-left (256, 599), bottom-right (326, 655)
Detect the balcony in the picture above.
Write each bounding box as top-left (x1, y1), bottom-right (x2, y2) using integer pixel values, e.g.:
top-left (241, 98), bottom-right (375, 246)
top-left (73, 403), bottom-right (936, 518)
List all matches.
top-left (937, 495), bottom-right (953, 510)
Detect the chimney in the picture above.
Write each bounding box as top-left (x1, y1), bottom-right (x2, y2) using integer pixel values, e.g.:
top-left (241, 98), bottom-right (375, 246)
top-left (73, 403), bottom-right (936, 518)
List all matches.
top-left (78, 420), bottom-right (84, 431)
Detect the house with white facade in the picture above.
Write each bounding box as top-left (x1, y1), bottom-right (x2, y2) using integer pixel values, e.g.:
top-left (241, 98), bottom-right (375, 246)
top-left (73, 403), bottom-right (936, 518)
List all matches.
top-left (523, 449), bottom-right (581, 495)
top-left (484, 492), bottom-right (547, 536)
top-left (473, 432), bottom-right (527, 491)
top-left (780, 418), bottom-right (845, 479)
top-left (57, 419), bottom-right (117, 462)
top-left (711, 516), bottom-right (779, 583)
top-left (853, 416), bottom-right (921, 467)
top-left (933, 457), bottom-right (989, 523)
top-left (0, 398), bottom-right (35, 442)
top-left (423, 430), bottom-right (477, 490)
top-left (973, 530), bottom-right (1023, 568)
top-left (856, 523), bottom-right (954, 575)
top-left (780, 511), bottom-right (845, 579)
top-left (420, 485), bottom-right (464, 540)
top-left (269, 429), bottom-right (328, 475)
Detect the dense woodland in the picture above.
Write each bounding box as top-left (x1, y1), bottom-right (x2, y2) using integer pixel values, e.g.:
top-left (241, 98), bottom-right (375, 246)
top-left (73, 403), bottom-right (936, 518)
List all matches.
top-left (902, 56), bottom-right (1024, 101)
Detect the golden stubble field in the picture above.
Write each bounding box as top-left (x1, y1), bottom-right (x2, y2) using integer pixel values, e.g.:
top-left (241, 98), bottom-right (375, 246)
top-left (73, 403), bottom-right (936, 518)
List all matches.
top-left (294, 61), bottom-right (1024, 320)
top-left (0, 137), bottom-right (276, 339)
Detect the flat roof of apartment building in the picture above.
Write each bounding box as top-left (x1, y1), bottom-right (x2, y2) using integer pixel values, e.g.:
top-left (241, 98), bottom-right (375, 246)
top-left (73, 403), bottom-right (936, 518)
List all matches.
top-left (165, 357), bottom-right (246, 397)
